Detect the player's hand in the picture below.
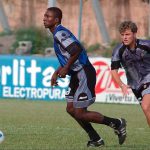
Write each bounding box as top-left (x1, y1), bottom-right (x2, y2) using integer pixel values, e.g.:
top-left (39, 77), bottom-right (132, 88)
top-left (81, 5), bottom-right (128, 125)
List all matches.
top-left (51, 72), bottom-right (58, 87)
top-left (121, 84), bottom-right (130, 96)
top-left (58, 66), bottom-right (68, 78)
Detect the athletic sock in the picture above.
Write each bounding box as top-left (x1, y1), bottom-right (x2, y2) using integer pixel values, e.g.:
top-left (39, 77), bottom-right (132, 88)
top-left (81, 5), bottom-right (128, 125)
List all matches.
top-left (88, 130), bottom-right (101, 141)
top-left (80, 121), bottom-right (100, 141)
top-left (102, 116), bottom-right (121, 129)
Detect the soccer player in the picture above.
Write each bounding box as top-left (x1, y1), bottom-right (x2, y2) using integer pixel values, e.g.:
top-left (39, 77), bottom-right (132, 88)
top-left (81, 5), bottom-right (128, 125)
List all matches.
top-left (43, 7), bottom-right (127, 147)
top-left (111, 21), bottom-right (150, 127)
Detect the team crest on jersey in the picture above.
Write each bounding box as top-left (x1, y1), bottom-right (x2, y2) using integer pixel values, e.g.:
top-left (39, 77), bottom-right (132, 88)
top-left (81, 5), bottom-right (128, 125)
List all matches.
top-left (141, 50), bottom-right (147, 58)
top-left (61, 32), bottom-right (71, 42)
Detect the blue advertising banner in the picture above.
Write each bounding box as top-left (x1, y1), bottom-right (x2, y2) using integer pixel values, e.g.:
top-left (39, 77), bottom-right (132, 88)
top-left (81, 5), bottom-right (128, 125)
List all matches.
top-left (0, 55), bottom-right (69, 101)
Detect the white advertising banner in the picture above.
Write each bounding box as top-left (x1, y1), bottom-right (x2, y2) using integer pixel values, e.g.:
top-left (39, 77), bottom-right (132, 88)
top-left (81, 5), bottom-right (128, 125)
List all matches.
top-left (90, 57), bottom-right (139, 104)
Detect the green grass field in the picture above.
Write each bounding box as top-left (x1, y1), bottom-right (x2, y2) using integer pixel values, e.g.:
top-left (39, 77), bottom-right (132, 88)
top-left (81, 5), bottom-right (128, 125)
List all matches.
top-left (0, 99), bottom-right (149, 150)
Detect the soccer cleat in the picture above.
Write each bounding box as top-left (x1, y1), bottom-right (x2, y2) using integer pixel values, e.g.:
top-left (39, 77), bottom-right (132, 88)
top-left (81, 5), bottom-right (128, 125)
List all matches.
top-left (87, 138), bottom-right (104, 147)
top-left (114, 118), bottom-right (127, 145)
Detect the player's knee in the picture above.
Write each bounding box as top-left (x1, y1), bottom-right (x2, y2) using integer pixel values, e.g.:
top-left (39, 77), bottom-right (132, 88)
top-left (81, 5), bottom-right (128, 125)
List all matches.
top-left (74, 113), bottom-right (82, 120)
top-left (66, 106), bottom-right (74, 116)
top-left (141, 102), bottom-right (149, 113)
top-left (74, 111), bottom-right (84, 120)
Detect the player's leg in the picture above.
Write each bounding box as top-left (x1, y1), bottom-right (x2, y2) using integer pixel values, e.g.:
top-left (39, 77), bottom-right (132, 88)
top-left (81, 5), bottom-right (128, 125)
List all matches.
top-left (66, 102), bottom-right (101, 142)
top-left (74, 107), bottom-right (126, 145)
top-left (74, 64), bottom-right (124, 128)
top-left (74, 108), bottom-right (120, 126)
top-left (65, 74), bottom-right (102, 146)
top-left (139, 84), bottom-right (150, 127)
top-left (141, 94), bottom-right (150, 126)
top-left (73, 65), bottom-right (126, 145)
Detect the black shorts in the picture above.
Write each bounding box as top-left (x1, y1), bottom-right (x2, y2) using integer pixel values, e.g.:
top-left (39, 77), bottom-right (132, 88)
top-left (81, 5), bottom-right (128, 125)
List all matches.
top-left (132, 89), bottom-right (142, 102)
top-left (65, 64), bottom-right (96, 108)
top-left (132, 82), bottom-right (150, 102)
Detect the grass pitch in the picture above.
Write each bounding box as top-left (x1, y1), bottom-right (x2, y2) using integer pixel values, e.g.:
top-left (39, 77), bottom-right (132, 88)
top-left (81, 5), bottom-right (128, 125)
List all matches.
top-left (0, 99), bottom-right (149, 150)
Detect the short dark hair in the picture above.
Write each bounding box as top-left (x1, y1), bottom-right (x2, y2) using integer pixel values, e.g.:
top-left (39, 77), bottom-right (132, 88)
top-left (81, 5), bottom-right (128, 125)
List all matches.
top-left (47, 7), bottom-right (62, 23)
top-left (119, 21), bottom-right (138, 33)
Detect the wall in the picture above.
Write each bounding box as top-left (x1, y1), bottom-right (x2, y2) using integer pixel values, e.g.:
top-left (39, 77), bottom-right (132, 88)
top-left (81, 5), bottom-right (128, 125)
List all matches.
top-left (0, 0), bottom-right (149, 45)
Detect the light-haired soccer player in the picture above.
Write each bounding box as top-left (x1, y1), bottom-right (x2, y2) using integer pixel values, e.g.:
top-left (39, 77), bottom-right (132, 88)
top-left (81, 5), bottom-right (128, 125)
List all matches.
top-left (43, 7), bottom-right (127, 147)
top-left (111, 21), bottom-right (150, 127)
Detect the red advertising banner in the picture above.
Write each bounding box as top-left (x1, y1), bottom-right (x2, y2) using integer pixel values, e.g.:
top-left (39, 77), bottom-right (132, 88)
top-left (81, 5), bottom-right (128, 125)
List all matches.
top-left (90, 57), bottom-right (139, 104)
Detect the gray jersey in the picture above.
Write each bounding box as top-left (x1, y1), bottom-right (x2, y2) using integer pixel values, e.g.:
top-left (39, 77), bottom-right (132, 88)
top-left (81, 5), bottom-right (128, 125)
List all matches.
top-left (111, 39), bottom-right (150, 90)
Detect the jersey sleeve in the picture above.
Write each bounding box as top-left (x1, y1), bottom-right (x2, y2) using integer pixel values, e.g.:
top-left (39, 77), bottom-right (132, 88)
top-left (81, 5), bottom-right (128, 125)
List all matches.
top-left (111, 44), bottom-right (123, 70)
top-left (54, 30), bottom-right (75, 49)
top-left (138, 39), bottom-right (150, 53)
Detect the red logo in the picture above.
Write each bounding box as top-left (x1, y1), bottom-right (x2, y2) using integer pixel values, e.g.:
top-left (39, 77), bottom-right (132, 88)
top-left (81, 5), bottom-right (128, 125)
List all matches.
top-left (93, 61), bottom-right (124, 94)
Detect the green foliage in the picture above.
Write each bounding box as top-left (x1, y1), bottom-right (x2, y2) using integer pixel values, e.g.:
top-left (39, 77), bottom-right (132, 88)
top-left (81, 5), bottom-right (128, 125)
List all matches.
top-left (87, 43), bottom-right (100, 52)
top-left (85, 41), bottom-right (120, 58)
top-left (0, 30), bottom-right (12, 36)
top-left (109, 39), bottom-right (120, 48)
top-left (11, 27), bottom-right (53, 54)
top-left (101, 40), bottom-right (120, 58)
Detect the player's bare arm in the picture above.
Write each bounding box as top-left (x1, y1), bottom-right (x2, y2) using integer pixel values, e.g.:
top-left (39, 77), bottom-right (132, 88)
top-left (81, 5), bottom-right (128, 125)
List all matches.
top-left (51, 66), bottom-right (63, 86)
top-left (58, 43), bottom-right (81, 78)
top-left (111, 69), bottom-right (130, 95)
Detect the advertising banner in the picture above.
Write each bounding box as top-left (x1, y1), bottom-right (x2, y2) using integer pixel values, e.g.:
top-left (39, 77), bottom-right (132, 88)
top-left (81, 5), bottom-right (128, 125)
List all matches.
top-left (0, 55), bottom-right (138, 104)
top-left (0, 55), bottom-right (69, 101)
top-left (91, 57), bottom-right (138, 104)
